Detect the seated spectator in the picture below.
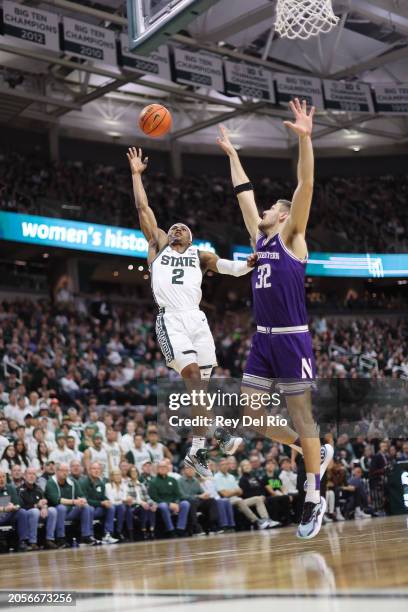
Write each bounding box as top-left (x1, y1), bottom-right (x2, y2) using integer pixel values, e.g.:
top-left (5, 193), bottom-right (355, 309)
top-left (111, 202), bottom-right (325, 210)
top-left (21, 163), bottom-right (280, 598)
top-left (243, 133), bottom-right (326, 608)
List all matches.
top-left (49, 433), bottom-right (75, 465)
top-left (348, 465), bottom-right (372, 519)
top-left (10, 464), bottom-right (25, 489)
top-left (66, 435), bottom-right (83, 462)
top-left (214, 458), bottom-right (270, 530)
top-left (80, 461), bottom-right (118, 544)
top-left (83, 433), bottom-right (109, 480)
top-left (120, 421), bottom-right (137, 454)
top-left (145, 427), bottom-right (172, 464)
top-left (0, 468), bottom-right (28, 551)
top-left (126, 465), bottom-right (157, 540)
top-left (200, 474), bottom-right (235, 531)
top-left (0, 444), bottom-right (18, 477)
top-left (179, 465), bottom-right (220, 535)
top-left (126, 433), bottom-right (152, 471)
top-left (148, 460), bottom-right (190, 537)
top-left (239, 460), bottom-right (279, 528)
top-left (69, 459), bottom-right (84, 483)
top-left (14, 439), bottom-right (30, 469)
top-left (262, 459), bottom-right (292, 525)
top-left (139, 459), bottom-right (154, 485)
top-left (105, 429), bottom-right (123, 474)
top-left (31, 441), bottom-right (50, 473)
top-left (37, 461), bottom-right (56, 492)
top-left (45, 462), bottom-right (95, 547)
top-left (18, 466), bottom-right (58, 549)
top-left (105, 468), bottom-right (132, 541)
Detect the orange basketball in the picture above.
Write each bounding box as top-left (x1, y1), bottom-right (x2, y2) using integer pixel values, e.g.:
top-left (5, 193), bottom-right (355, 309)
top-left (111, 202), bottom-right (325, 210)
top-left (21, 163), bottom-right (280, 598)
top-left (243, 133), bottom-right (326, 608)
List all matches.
top-left (139, 104), bottom-right (172, 138)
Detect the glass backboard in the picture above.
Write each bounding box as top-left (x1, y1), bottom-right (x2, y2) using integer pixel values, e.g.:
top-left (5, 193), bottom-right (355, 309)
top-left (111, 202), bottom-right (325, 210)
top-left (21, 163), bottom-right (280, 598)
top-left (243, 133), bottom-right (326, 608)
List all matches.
top-left (127, 0), bottom-right (221, 55)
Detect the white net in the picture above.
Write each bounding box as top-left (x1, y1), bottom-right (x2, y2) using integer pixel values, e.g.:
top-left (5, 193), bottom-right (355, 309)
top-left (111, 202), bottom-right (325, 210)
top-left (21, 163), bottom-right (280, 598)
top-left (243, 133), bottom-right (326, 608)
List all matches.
top-left (275, 0), bottom-right (339, 39)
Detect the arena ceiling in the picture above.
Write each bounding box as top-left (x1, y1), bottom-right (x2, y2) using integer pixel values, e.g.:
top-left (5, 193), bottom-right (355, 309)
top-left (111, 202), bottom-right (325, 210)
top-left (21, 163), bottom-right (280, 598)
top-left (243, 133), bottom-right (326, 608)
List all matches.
top-left (1, 0), bottom-right (408, 156)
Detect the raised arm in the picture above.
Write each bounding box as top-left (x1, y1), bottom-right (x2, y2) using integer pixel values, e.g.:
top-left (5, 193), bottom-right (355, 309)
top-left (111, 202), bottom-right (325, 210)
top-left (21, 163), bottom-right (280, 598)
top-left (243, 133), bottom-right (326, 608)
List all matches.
top-left (127, 147), bottom-right (167, 253)
top-left (199, 251), bottom-right (257, 276)
top-left (282, 99), bottom-right (315, 238)
top-left (217, 126), bottom-right (261, 245)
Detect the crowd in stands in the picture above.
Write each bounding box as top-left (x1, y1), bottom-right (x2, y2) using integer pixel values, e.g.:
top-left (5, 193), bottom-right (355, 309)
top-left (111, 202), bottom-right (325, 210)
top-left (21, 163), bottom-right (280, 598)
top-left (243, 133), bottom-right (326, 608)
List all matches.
top-left (0, 295), bottom-right (407, 551)
top-left (1, 151), bottom-right (407, 252)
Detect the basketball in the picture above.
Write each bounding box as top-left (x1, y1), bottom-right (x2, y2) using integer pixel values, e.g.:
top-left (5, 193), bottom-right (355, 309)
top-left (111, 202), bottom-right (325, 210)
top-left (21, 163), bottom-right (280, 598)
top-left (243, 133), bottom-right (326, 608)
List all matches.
top-left (139, 104), bottom-right (172, 138)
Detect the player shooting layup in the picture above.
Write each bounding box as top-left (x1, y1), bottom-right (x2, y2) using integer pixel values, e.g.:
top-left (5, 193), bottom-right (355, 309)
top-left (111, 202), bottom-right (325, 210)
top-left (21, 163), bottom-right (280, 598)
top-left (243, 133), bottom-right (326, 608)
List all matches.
top-left (217, 99), bottom-right (333, 540)
top-left (127, 147), bottom-right (255, 478)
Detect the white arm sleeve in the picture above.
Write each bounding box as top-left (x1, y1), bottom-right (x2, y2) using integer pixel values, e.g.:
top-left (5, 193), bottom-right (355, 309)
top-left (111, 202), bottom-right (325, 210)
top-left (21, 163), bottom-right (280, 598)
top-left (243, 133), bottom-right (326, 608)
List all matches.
top-left (216, 258), bottom-right (252, 277)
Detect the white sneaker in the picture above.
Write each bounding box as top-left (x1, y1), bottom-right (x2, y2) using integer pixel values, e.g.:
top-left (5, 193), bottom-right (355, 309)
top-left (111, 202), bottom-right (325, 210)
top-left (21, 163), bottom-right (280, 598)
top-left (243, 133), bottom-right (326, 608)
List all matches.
top-left (324, 514), bottom-right (333, 523)
top-left (355, 509), bottom-right (372, 519)
top-left (257, 519), bottom-right (270, 530)
top-left (335, 509), bottom-right (345, 522)
top-left (267, 519), bottom-right (281, 528)
top-left (102, 533), bottom-right (119, 544)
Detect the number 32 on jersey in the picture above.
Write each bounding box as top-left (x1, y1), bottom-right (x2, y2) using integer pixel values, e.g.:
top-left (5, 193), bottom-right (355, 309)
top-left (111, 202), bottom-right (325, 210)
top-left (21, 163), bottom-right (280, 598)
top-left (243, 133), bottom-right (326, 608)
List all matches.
top-left (255, 263), bottom-right (271, 288)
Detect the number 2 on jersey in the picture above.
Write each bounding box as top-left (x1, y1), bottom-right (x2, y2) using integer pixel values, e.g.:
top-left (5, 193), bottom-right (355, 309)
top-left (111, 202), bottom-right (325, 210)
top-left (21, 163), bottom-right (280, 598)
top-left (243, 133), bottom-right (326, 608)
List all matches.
top-left (255, 263), bottom-right (271, 288)
top-left (172, 269), bottom-right (185, 285)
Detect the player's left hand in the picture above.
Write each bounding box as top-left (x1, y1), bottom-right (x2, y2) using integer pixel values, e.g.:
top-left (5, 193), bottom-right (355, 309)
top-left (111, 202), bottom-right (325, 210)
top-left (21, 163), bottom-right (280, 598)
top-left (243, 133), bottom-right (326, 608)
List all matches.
top-left (247, 253), bottom-right (258, 268)
top-left (283, 98), bottom-right (315, 137)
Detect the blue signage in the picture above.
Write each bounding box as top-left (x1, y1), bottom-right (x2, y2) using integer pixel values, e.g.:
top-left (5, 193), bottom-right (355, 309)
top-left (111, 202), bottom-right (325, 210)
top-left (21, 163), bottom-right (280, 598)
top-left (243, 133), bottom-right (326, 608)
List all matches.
top-left (232, 245), bottom-right (408, 278)
top-left (0, 212), bottom-right (215, 258)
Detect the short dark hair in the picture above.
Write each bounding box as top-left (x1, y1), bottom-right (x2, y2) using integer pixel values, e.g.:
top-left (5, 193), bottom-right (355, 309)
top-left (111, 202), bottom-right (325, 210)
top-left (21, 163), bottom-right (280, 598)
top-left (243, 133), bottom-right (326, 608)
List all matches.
top-left (277, 199), bottom-right (292, 212)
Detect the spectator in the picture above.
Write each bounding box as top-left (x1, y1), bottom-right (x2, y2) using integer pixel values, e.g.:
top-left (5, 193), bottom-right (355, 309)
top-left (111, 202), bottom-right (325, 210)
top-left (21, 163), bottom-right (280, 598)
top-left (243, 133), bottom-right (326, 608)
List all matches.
top-left (145, 428), bottom-right (172, 463)
top-left (14, 439), bottom-right (30, 469)
top-left (0, 468), bottom-right (28, 551)
top-left (126, 465), bottom-right (157, 540)
top-left (239, 460), bottom-right (279, 528)
top-left (148, 460), bottom-right (190, 537)
top-left (83, 433), bottom-right (109, 479)
top-left (18, 466), bottom-right (58, 549)
top-left (105, 468), bottom-right (131, 541)
top-left (1, 444), bottom-right (18, 476)
top-left (214, 458), bottom-right (270, 530)
top-left (80, 461), bottom-right (118, 544)
top-left (45, 462), bottom-right (95, 547)
top-left (105, 429), bottom-right (123, 474)
top-left (262, 459), bottom-right (292, 525)
top-left (49, 433), bottom-right (75, 465)
top-left (69, 459), bottom-right (84, 483)
top-left (37, 461), bottom-right (56, 492)
top-left (200, 475), bottom-right (235, 531)
top-left (348, 466), bottom-right (372, 519)
top-left (126, 433), bottom-right (152, 471)
top-left (10, 464), bottom-right (24, 489)
top-left (179, 465), bottom-right (220, 535)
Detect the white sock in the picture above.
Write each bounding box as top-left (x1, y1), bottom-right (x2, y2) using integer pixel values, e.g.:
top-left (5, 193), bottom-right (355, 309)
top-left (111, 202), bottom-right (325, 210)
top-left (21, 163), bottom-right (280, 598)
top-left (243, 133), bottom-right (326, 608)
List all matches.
top-left (191, 437), bottom-right (206, 455)
top-left (305, 472), bottom-right (321, 504)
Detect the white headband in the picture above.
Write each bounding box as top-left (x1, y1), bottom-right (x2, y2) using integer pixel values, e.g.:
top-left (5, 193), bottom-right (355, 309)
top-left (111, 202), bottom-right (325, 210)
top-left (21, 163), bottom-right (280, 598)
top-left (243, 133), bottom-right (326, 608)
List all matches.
top-left (169, 223), bottom-right (193, 243)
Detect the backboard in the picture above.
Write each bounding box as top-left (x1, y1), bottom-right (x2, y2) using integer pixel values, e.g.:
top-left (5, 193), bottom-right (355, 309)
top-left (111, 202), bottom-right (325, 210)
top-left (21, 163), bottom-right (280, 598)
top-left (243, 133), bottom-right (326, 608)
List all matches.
top-left (127, 0), bottom-right (221, 56)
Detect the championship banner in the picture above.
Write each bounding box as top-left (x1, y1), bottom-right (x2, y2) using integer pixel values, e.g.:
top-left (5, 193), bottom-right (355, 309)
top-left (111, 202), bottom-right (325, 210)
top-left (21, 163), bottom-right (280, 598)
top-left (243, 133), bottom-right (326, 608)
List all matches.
top-left (1, 0), bottom-right (59, 51)
top-left (62, 17), bottom-right (117, 66)
top-left (224, 60), bottom-right (276, 102)
top-left (275, 73), bottom-right (324, 108)
top-left (173, 48), bottom-right (224, 90)
top-left (323, 79), bottom-right (374, 113)
top-left (0, 211), bottom-right (215, 258)
top-left (120, 34), bottom-right (171, 80)
top-left (373, 84), bottom-right (408, 115)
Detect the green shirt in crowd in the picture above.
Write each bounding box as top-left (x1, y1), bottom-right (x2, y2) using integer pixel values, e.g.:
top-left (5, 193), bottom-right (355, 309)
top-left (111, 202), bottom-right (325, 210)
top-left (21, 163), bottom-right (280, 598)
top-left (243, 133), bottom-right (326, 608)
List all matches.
top-left (80, 476), bottom-right (108, 507)
top-left (148, 475), bottom-right (181, 504)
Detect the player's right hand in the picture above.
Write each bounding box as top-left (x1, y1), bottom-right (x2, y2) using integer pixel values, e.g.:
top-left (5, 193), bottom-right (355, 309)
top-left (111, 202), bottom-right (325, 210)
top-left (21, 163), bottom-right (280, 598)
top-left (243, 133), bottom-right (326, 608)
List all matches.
top-left (247, 253), bottom-right (258, 268)
top-left (216, 125), bottom-right (236, 156)
top-left (127, 147), bottom-right (149, 175)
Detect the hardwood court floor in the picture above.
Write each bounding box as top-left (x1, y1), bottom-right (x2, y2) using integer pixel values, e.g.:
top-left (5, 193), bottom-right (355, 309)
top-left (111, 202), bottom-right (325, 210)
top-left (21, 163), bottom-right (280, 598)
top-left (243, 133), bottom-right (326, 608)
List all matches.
top-left (0, 515), bottom-right (407, 611)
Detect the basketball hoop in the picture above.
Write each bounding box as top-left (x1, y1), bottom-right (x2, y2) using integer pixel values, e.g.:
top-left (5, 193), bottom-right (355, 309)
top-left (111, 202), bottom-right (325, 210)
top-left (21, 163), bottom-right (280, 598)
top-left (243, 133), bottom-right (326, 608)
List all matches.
top-left (275, 0), bottom-right (339, 40)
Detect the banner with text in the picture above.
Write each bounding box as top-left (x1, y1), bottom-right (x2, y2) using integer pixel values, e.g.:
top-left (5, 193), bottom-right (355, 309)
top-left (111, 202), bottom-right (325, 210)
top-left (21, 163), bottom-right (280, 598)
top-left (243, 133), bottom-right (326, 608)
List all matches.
top-left (232, 245), bottom-right (408, 278)
top-left (0, 212), bottom-right (215, 258)
top-left (224, 60), bottom-right (276, 102)
top-left (120, 34), bottom-right (171, 80)
top-left (275, 73), bottom-right (324, 108)
top-left (323, 79), bottom-right (374, 113)
top-left (373, 84), bottom-right (408, 115)
top-left (62, 17), bottom-right (117, 66)
top-left (173, 47), bottom-right (224, 90)
top-left (2, 0), bottom-right (59, 51)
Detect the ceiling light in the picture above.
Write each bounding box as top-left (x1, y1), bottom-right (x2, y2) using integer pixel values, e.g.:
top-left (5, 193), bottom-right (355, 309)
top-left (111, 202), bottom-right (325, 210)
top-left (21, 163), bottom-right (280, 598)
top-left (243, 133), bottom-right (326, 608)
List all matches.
top-left (43, 253), bottom-right (49, 259)
top-left (113, 271), bottom-right (119, 277)
top-left (128, 264), bottom-right (134, 270)
top-left (107, 131), bottom-right (121, 138)
top-left (138, 265), bottom-right (144, 272)
top-left (351, 146), bottom-right (361, 152)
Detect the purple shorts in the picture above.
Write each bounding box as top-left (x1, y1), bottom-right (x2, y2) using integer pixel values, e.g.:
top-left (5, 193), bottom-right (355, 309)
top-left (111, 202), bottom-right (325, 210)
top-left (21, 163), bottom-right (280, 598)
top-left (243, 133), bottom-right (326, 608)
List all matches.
top-left (243, 330), bottom-right (316, 395)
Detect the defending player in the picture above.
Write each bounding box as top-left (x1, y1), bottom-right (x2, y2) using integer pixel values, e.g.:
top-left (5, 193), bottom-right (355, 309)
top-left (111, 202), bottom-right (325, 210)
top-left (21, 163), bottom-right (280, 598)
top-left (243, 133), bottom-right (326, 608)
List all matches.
top-left (217, 99), bottom-right (333, 539)
top-left (127, 147), bottom-right (255, 479)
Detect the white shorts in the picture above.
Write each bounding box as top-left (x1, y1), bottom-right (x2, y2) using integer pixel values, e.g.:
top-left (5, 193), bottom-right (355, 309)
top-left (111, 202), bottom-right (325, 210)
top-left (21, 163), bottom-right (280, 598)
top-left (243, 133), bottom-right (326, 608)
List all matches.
top-left (155, 309), bottom-right (217, 374)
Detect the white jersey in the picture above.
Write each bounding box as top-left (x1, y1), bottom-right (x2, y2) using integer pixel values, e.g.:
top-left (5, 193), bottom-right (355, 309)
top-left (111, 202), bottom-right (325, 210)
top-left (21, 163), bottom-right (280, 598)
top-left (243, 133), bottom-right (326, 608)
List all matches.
top-left (151, 245), bottom-right (202, 311)
top-left (88, 447), bottom-right (109, 478)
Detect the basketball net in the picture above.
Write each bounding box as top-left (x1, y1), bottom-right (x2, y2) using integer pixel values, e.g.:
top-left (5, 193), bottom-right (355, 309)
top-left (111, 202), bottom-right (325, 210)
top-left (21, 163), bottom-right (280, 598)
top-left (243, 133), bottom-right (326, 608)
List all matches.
top-left (275, 0), bottom-right (339, 39)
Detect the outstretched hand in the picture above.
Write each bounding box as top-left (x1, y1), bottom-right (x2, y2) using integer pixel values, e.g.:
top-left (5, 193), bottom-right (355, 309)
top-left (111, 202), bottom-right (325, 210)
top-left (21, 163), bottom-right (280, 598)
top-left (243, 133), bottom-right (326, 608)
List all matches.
top-left (247, 253), bottom-right (258, 268)
top-left (127, 147), bottom-right (149, 175)
top-left (283, 98), bottom-right (315, 137)
top-left (216, 125), bottom-right (236, 156)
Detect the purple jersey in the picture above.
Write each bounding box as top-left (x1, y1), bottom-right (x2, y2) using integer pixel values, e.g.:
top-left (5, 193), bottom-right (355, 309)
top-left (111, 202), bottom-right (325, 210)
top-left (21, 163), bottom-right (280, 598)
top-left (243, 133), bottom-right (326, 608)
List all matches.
top-left (251, 233), bottom-right (308, 328)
